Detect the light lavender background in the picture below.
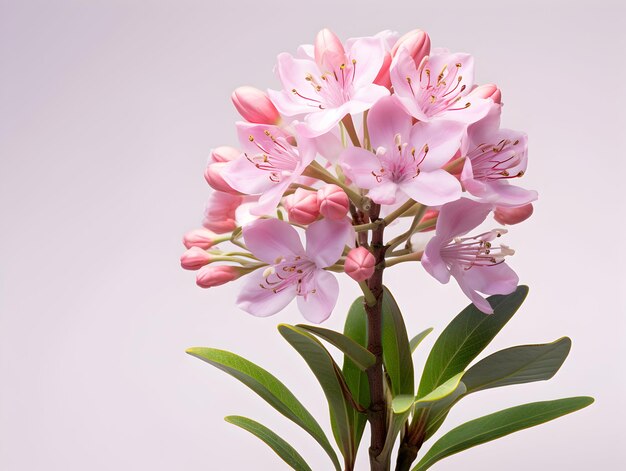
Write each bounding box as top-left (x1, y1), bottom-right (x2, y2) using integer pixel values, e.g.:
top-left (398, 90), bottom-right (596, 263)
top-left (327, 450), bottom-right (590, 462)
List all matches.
top-left (1, 0), bottom-right (624, 469)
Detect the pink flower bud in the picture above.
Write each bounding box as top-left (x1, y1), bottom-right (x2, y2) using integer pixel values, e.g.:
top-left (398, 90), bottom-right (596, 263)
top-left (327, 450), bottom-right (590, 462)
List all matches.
top-left (231, 86), bottom-right (281, 125)
top-left (283, 188), bottom-right (320, 225)
top-left (418, 209), bottom-right (439, 232)
top-left (317, 184), bottom-right (349, 220)
top-left (205, 147), bottom-right (241, 194)
top-left (183, 228), bottom-right (218, 249)
top-left (391, 30), bottom-right (431, 65)
top-left (314, 28), bottom-right (345, 71)
top-left (180, 246), bottom-right (212, 270)
top-left (196, 265), bottom-right (243, 288)
top-left (494, 204), bottom-right (534, 225)
top-left (345, 247), bottom-right (376, 282)
top-left (469, 83), bottom-right (502, 104)
top-left (209, 146), bottom-right (240, 163)
top-left (202, 191), bottom-right (243, 234)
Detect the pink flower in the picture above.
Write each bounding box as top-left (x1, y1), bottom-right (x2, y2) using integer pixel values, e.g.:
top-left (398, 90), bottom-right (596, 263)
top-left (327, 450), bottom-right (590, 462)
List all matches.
top-left (202, 191), bottom-right (243, 234)
top-left (181, 246), bottom-right (212, 270)
top-left (236, 218), bottom-right (352, 323)
top-left (390, 48), bottom-right (491, 124)
top-left (339, 96), bottom-right (463, 205)
top-left (221, 123), bottom-right (315, 216)
top-left (283, 188), bottom-right (320, 224)
top-left (461, 106), bottom-right (538, 206)
top-left (204, 146), bottom-right (241, 194)
top-left (344, 247), bottom-right (376, 282)
top-left (268, 29), bottom-right (390, 137)
top-left (231, 86), bottom-right (281, 125)
top-left (196, 265), bottom-right (244, 288)
top-left (317, 184), bottom-right (349, 220)
top-left (494, 203), bottom-right (534, 225)
top-left (183, 228), bottom-right (219, 249)
top-left (421, 198), bottom-right (518, 314)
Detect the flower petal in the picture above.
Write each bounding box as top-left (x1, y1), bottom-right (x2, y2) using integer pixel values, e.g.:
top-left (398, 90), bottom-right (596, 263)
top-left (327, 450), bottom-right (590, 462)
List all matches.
top-left (347, 36), bottom-right (387, 88)
top-left (367, 96), bottom-right (413, 150)
top-left (399, 169), bottom-right (461, 206)
top-left (409, 120), bottom-right (465, 171)
top-left (236, 268), bottom-right (296, 317)
top-left (296, 269), bottom-right (339, 323)
top-left (422, 235), bottom-right (451, 284)
top-left (305, 218), bottom-right (352, 267)
top-left (243, 218), bottom-right (304, 263)
top-left (339, 147), bottom-right (383, 190)
top-left (368, 181), bottom-right (400, 204)
top-left (436, 198), bottom-right (492, 239)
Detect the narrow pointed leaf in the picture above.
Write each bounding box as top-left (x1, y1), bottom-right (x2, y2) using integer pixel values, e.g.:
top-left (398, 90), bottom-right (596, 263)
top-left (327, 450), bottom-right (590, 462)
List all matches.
top-left (296, 324), bottom-right (376, 370)
top-left (278, 324), bottom-right (356, 466)
top-left (410, 328), bottom-right (434, 353)
top-left (186, 347), bottom-right (340, 471)
top-left (416, 372), bottom-right (464, 405)
top-left (382, 286), bottom-right (414, 396)
top-left (413, 396), bottom-right (594, 471)
top-left (392, 394), bottom-right (415, 414)
top-left (225, 416), bottom-right (313, 471)
top-left (463, 337), bottom-right (571, 393)
top-left (418, 286), bottom-right (528, 398)
top-left (342, 296), bottom-right (370, 449)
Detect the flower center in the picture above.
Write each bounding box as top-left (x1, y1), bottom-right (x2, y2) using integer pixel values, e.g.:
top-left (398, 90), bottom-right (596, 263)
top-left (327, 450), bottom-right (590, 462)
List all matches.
top-left (441, 229), bottom-right (514, 270)
top-left (260, 255), bottom-right (317, 297)
top-left (371, 134), bottom-right (429, 183)
top-left (291, 59), bottom-right (358, 109)
top-left (246, 130), bottom-right (300, 183)
top-left (405, 61), bottom-right (470, 116)
top-left (466, 139), bottom-right (524, 181)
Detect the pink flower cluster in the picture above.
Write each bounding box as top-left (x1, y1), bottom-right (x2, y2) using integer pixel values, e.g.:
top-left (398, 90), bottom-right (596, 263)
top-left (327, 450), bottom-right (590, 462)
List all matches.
top-left (182, 28), bottom-right (537, 319)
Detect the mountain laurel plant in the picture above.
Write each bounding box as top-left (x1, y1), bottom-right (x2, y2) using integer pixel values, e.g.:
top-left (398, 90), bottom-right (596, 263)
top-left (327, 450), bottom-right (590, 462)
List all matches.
top-left (182, 28), bottom-right (593, 471)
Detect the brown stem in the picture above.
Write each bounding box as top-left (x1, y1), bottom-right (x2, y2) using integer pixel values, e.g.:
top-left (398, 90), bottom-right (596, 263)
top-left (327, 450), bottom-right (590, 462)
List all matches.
top-left (364, 203), bottom-right (389, 470)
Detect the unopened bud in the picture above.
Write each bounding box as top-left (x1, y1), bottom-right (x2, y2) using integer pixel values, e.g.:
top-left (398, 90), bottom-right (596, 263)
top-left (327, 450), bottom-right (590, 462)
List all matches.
top-left (314, 28), bottom-right (345, 71)
top-left (205, 147), bottom-right (241, 194)
top-left (469, 83), bottom-right (502, 104)
top-left (391, 29), bottom-right (431, 65)
top-left (317, 184), bottom-right (349, 220)
top-left (180, 246), bottom-right (212, 270)
top-left (494, 204), bottom-right (533, 225)
top-left (183, 228), bottom-right (218, 249)
top-left (231, 86), bottom-right (281, 125)
top-left (283, 188), bottom-right (320, 225)
top-left (196, 265), bottom-right (243, 288)
top-left (344, 247), bottom-right (376, 282)
top-left (418, 209), bottom-right (439, 232)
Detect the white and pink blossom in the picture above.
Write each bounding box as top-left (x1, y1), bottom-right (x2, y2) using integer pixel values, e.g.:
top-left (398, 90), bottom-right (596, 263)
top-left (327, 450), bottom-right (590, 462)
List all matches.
top-left (268, 29), bottom-right (390, 137)
top-left (236, 218), bottom-right (352, 323)
top-left (339, 96), bottom-right (463, 206)
top-left (421, 198), bottom-right (518, 314)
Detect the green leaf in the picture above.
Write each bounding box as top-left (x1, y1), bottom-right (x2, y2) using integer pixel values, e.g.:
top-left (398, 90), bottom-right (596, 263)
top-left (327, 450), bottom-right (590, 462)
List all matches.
top-left (296, 324), bottom-right (376, 371)
top-left (423, 381), bottom-right (467, 441)
top-left (391, 394), bottom-right (416, 414)
top-left (342, 296), bottom-right (370, 449)
top-left (186, 347), bottom-right (340, 471)
top-left (416, 372), bottom-right (464, 405)
top-left (463, 337), bottom-right (571, 393)
top-left (410, 328), bottom-right (434, 353)
top-left (382, 286), bottom-right (414, 396)
top-left (417, 285), bottom-right (528, 398)
top-left (278, 324), bottom-right (356, 467)
top-left (225, 416), bottom-right (313, 471)
top-left (413, 396), bottom-right (594, 471)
